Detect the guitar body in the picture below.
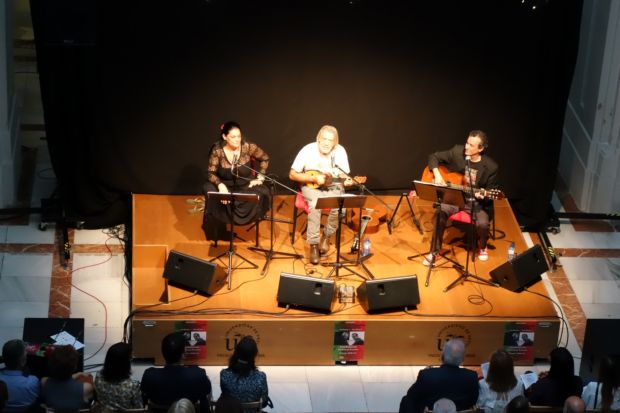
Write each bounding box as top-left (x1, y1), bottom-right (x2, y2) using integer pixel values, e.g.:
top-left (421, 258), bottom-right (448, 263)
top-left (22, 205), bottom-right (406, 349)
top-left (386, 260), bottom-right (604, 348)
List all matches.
top-left (347, 202), bottom-right (388, 234)
top-left (421, 166), bottom-right (464, 185)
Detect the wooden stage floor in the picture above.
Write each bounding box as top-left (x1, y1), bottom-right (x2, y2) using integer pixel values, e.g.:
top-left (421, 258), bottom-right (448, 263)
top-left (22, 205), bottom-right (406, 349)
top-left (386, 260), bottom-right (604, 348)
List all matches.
top-left (131, 194), bottom-right (559, 366)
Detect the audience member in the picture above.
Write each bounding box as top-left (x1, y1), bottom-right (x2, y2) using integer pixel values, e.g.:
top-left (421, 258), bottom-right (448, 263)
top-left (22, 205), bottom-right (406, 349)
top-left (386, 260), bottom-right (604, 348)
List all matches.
top-left (167, 398), bottom-right (195, 413)
top-left (504, 395), bottom-right (529, 413)
top-left (40, 345), bottom-right (94, 412)
top-left (400, 338), bottom-right (478, 413)
top-left (220, 336), bottom-right (269, 411)
top-left (477, 350), bottom-right (524, 413)
top-left (0, 339), bottom-right (40, 411)
top-left (0, 379), bottom-right (8, 410)
top-left (526, 347), bottom-right (582, 406)
top-left (141, 332), bottom-right (211, 409)
top-left (433, 398), bottom-right (457, 413)
top-left (563, 396), bottom-right (585, 413)
top-left (94, 342), bottom-right (142, 410)
top-left (581, 355), bottom-right (620, 411)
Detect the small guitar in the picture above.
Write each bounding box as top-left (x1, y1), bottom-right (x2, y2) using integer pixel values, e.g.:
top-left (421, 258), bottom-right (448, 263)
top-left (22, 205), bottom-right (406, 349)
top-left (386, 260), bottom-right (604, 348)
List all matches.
top-left (421, 166), bottom-right (505, 200)
top-left (305, 170), bottom-right (367, 189)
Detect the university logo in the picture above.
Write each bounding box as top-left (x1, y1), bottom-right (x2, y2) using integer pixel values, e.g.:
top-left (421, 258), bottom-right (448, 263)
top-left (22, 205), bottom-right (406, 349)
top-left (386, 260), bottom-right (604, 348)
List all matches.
top-left (224, 323), bottom-right (260, 351)
top-left (436, 324), bottom-right (472, 351)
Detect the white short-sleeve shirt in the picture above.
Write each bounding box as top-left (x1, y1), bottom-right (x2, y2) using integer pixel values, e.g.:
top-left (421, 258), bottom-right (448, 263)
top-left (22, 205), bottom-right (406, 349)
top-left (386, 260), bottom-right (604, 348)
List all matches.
top-left (290, 142), bottom-right (350, 176)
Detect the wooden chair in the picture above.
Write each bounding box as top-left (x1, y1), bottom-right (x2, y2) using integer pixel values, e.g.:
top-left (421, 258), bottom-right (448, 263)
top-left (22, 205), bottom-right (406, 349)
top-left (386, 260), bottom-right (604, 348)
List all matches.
top-left (238, 398), bottom-right (263, 413)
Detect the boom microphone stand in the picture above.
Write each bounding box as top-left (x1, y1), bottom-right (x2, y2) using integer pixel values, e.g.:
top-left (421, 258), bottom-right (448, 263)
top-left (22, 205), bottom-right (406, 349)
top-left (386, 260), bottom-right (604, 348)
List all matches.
top-left (234, 163), bottom-right (303, 275)
top-left (407, 181), bottom-right (463, 287)
top-left (443, 158), bottom-right (497, 292)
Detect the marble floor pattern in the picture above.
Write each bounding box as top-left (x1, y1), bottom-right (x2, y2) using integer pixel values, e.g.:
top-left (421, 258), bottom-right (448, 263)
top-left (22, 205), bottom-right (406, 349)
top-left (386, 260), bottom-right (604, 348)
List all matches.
top-left (2, 170), bottom-right (620, 412)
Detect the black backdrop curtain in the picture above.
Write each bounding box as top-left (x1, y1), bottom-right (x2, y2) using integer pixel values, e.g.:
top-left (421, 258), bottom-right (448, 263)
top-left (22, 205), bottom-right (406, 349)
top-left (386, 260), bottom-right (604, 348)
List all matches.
top-left (30, 0), bottom-right (582, 229)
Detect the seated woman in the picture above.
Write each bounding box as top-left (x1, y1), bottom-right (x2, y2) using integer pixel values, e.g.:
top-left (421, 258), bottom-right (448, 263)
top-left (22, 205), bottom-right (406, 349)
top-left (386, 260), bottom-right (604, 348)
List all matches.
top-left (526, 347), bottom-right (582, 406)
top-left (41, 345), bottom-right (94, 412)
top-left (219, 336), bottom-right (269, 410)
top-left (202, 121), bottom-right (270, 241)
top-left (94, 342), bottom-right (143, 410)
top-left (581, 355), bottom-right (620, 411)
top-left (477, 350), bottom-right (524, 413)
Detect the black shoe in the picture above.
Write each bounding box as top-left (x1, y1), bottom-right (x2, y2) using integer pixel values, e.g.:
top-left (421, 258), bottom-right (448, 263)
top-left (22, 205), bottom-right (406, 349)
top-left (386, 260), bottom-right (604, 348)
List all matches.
top-left (310, 244), bottom-right (320, 265)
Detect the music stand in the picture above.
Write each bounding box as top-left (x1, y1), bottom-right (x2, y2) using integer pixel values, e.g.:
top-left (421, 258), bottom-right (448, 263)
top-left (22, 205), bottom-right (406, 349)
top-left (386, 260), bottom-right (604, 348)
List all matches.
top-left (207, 191), bottom-right (259, 289)
top-left (386, 184), bottom-right (423, 235)
top-left (407, 180), bottom-right (465, 287)
top-left (316, 194), bottom-right (371, 280)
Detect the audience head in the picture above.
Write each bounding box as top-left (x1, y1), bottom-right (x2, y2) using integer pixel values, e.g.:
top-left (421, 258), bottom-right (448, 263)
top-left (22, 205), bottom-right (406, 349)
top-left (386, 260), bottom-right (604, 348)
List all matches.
top-left (433, 398), bottom-right (457, 413)
top-left (563, 396), bottom-right (585, 413)
top-left (48, 345), bottom-right (79, 380)
top-left (441, 338), bottom-right (465, 367)
top-left (100, 342), bottom-right (132, 382)
top-left (486, 350), bottom-right (517, 393)
top-left (548, 347), bottom-right (575, 382)
top-left (598, 355), bottom-right (620, 411)
top-left (167, 398), bottom-right (195, 413)
top-left (2, 339), bottom-right (27, 370)
top-left (505, 395), bottom-right (529, 413)
top-left (162, 332), bottom-right (186, 365)
top-left (228, 336), bottom-right (258, 377)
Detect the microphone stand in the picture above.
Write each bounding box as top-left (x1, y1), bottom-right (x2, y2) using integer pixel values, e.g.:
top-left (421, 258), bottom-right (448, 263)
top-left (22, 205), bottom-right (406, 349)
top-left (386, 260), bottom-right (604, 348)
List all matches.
top-left (234, 162), bottom-right (303, 275)
top-left (333, 164), bottom-right (389, 279)
top-left (443, 157), bottom-right (497, 292)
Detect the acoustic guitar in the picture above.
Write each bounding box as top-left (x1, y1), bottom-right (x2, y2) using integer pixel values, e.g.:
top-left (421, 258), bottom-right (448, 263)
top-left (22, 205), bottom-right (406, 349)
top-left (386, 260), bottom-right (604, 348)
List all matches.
top-left (305, 170), bottom-right (367, 189)
top-left (421, 166), bottom-right (505, 200)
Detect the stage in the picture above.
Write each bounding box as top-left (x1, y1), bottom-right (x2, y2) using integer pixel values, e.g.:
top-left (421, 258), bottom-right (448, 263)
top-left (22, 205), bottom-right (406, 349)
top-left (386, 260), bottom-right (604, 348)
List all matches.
top-left (131, 193), bottom-right (559, 366)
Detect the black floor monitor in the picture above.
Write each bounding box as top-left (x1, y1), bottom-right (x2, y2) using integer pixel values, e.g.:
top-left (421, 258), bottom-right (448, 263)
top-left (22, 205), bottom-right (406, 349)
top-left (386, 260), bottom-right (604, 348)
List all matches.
top-left (163, 250), bottom-right (227, 295)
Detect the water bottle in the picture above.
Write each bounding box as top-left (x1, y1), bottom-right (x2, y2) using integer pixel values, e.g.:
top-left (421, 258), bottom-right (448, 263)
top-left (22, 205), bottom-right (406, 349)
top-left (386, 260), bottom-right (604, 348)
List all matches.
top-left (362, 237), bottom-right (371, 257)
top-left (508, 242), bottom-right (516, 261)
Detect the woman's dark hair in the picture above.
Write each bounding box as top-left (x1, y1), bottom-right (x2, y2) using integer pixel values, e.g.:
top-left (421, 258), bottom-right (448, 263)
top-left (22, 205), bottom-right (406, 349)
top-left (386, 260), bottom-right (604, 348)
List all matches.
top-left (48, 345), bottom-right (79, 380)
top-left (548, 347), bottom-right (575, 385)
top-left (598, 355), bottom-right (620, 412)
top-left (486, 350), bottom-right (517, 393)
top-left (220, 121), bottom-right (241, 137)
top-left (100, 342), bottom-right (132, 383)
top-left (228, 336), bottom-right (258, 377)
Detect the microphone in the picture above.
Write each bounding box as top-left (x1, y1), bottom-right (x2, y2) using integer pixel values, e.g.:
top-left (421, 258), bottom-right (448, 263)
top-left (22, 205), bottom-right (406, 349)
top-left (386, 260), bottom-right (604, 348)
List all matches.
top-left (331, 154), bottom-right (336, 169)
top-left (465, 155), bottom-right (471, 164)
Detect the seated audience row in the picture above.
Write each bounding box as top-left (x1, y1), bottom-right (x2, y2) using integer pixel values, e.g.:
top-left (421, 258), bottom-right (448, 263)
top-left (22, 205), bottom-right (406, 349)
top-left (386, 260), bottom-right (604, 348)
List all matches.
top-left (400, 338), bottom-right (617, 413)
top-left (1, 332), bottom-right (269, 413)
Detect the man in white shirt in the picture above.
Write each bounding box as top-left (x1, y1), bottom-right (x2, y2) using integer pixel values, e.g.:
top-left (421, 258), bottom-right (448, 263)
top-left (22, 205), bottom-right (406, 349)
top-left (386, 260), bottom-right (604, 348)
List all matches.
top-left (289, 125), bottom-right (351, 264)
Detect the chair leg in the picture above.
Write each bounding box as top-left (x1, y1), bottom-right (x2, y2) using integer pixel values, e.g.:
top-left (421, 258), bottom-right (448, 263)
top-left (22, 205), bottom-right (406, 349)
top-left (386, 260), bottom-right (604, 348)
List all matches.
top-left (291, 205), bottom-right (298, 244)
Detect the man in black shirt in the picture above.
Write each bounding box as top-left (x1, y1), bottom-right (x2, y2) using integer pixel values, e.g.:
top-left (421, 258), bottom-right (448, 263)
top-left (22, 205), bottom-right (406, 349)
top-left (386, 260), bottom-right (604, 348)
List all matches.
top-left (425, 130), bottom-right (498, 264)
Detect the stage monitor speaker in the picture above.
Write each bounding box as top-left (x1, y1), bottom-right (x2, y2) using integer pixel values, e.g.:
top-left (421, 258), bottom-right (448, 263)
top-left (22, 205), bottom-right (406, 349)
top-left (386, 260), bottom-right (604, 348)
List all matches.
top-left (490, 244), bottom-right (548, 292)
top-left (357, 275), bottom-right (420, 313)
top-left (579, 319), bottom-right (620, 382)
top-left (277, 273), bottom-right (335, 313)
top-left (163, 250), bottom-right (227, 295)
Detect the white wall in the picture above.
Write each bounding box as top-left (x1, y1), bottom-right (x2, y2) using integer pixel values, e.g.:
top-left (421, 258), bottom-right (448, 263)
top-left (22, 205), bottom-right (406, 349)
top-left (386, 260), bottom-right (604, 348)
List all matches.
top-left (560, 0), bottom-right (620, 213)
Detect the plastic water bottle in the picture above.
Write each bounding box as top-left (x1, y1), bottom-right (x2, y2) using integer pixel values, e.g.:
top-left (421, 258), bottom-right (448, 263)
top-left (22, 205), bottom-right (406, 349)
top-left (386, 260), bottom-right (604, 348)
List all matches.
top-left (508, 242), bottom-right (516, 261)
top-left (362, 238), bottom-right (371, 257)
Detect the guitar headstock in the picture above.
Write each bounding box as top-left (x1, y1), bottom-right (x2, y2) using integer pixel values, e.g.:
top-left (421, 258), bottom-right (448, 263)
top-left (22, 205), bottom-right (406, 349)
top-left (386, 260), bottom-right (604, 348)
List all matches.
top-left (354, 176), bottom-right (367, 184)
top-left (484, 188), bottom-right (505, 200)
